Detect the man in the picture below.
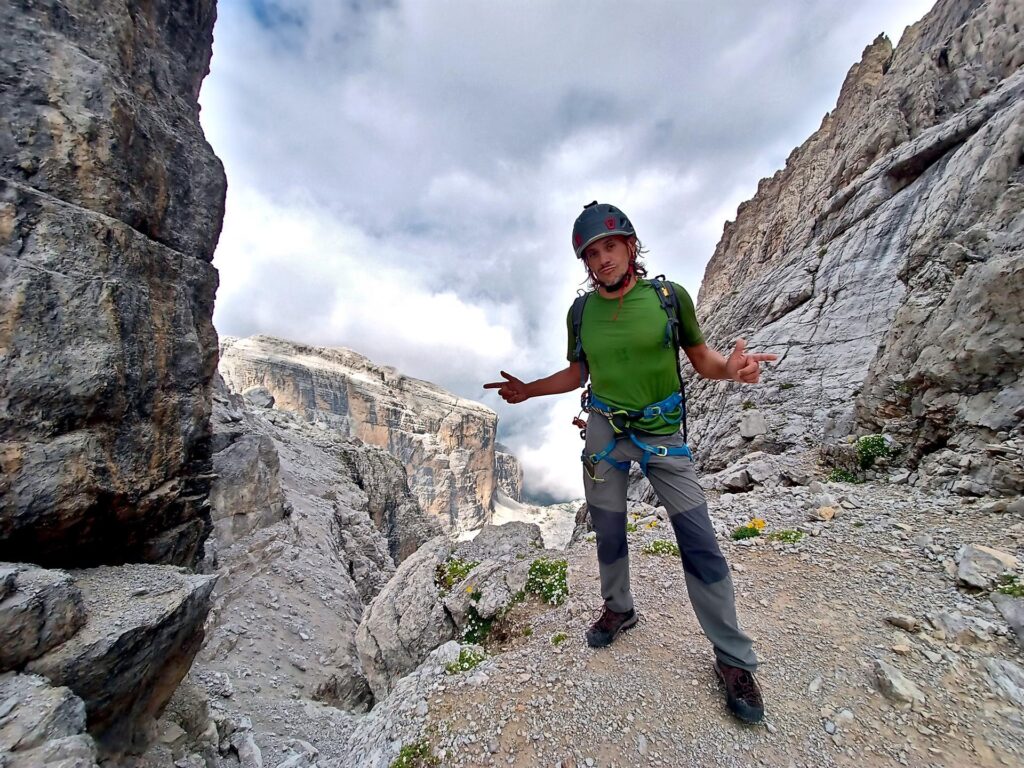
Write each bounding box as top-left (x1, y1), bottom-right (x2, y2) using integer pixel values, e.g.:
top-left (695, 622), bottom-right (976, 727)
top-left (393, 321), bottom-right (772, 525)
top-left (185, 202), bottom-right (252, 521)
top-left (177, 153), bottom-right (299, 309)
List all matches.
top-left (484, 202), bottom-right (776, 724)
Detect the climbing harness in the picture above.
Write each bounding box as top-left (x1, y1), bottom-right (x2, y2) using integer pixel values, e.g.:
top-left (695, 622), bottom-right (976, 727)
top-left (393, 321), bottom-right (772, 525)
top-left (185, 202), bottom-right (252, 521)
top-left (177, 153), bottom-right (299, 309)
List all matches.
top-left (570, 275), bottom-right (693, 477)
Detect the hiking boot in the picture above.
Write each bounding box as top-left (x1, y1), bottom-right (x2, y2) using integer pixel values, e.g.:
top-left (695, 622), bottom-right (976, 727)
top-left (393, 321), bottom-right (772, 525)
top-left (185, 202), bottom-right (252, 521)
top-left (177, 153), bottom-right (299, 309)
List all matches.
top-left (585, 606), bottom-right (638, 648)
top-left (714, 660), bottom-right (764, 724)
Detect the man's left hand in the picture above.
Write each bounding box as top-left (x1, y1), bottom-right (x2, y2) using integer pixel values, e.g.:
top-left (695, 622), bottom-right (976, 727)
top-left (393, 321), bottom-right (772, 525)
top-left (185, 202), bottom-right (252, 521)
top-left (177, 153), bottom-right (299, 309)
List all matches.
top-left (726, 338), bottom-right (777, 384)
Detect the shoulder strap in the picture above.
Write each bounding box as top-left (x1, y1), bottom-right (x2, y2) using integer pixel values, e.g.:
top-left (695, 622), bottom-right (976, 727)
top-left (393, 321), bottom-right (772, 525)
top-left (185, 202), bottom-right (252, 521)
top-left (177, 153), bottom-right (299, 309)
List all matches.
top-left (648, 276), bottom-right (689, 444)
top-left (648, 275), bottom-right (680, 349)
top-left (571, 291), bottom-right (592, 388)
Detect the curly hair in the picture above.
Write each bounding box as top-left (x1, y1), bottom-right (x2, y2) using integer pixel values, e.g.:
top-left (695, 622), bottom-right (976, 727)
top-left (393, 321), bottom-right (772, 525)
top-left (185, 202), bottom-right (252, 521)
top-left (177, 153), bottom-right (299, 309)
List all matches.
top-left (581, 237), bottom-right (649, 291)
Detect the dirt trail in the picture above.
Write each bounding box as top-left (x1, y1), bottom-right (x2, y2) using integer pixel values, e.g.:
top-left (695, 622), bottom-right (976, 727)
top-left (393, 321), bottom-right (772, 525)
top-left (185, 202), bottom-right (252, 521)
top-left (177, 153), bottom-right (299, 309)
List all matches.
top-left (425, 486), bottom-right (1024, 768)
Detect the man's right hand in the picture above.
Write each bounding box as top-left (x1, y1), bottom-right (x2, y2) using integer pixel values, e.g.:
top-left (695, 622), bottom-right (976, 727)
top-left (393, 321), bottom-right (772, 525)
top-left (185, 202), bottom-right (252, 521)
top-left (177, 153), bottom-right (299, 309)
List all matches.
top-left (483, 371), bottom-right (530, 404)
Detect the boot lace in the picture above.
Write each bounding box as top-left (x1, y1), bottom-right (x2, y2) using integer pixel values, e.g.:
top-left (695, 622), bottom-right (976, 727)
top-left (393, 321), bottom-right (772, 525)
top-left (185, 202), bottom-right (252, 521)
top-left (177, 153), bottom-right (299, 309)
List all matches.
top-left (592, 606), bottom-right (626, 632)
top-left (732, 670), bottom-right (761, 702)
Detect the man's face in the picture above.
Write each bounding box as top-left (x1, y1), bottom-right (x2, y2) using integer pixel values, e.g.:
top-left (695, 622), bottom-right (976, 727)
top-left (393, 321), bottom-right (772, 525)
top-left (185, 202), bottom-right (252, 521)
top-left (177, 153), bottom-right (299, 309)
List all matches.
top-left (583, 235), bottom-right (633, 287)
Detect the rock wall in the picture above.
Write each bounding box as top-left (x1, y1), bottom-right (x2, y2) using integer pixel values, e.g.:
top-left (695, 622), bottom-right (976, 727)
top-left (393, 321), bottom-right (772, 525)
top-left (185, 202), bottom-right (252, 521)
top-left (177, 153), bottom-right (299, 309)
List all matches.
top-left (691, 0), bottom-right (1023, 495)
top-left (219, 335), bottom-right (498, 532)
top-left (0, 1), bottom-right (224, 763)
top-left (0, 0), bottom-right (225, 567)
top-left (494, 444), bottom-right (524, 502)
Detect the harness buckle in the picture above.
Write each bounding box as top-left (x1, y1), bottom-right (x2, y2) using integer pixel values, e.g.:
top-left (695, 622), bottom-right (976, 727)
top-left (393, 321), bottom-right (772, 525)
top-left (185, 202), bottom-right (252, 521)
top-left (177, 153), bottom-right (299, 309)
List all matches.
top-left (610, 411), bottom-right (630, 433)
top-left (647, 405), bottom-right (662, 417)
top-left (655, 446), bottom-right (669, 457)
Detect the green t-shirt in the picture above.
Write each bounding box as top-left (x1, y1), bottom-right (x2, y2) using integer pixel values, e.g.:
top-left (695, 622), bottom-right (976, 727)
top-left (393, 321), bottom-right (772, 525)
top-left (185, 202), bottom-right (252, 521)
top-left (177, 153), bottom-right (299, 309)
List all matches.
top-left (566, 280), bottom-right (703, 435)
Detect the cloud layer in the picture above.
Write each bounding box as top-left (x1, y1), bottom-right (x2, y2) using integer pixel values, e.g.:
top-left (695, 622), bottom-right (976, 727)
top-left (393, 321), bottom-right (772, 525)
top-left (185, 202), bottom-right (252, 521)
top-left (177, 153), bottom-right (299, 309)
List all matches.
top-left (202, 0), bottom-right (935, 501)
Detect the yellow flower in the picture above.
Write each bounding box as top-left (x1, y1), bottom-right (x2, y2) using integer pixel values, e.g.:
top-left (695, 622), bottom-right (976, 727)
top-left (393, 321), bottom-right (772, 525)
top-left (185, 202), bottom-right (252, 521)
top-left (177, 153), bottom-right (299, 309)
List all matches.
top-left (750, 518), bottom-right (766, 530)
top-left (465, 585), bottom-right (474, 593)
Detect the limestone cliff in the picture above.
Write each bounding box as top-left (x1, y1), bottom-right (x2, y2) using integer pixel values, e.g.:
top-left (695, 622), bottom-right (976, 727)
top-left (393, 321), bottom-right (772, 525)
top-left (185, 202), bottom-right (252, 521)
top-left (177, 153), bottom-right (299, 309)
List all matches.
top-left (219, 335), bottom-right (498, 532)
top-left (0, 1), bottom-right (224, 762)
top-left (691, 0), bottom-right (1023, 495)
top-left (0, 0), bottom-right (226, 567)
top-left (494, 443), bottom-right (524, 502)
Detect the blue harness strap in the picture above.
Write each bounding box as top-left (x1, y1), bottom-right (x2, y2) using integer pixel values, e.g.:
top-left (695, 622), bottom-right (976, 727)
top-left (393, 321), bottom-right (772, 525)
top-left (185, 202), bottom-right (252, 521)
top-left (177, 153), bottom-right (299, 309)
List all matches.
top-left (583, 389), bottom-right (692, 476)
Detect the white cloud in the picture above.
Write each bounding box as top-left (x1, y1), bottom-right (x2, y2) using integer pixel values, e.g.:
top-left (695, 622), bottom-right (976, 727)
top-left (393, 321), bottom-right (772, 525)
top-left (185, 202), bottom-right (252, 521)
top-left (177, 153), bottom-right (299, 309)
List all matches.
top-left (202, 0), bottom-right (940, 501)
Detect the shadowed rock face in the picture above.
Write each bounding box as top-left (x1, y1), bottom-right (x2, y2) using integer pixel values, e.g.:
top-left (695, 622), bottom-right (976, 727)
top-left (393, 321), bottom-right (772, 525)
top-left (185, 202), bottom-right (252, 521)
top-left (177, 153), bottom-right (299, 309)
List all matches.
top-left (690, 0), bottom-right (1023, 493)
top-left (0, 0), bottom-right (225, 567)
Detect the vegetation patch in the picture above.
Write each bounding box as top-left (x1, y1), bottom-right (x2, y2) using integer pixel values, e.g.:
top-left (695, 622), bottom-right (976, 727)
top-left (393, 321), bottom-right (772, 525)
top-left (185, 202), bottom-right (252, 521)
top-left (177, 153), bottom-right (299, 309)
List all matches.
top-left (625, 521), bottom-right (638, 533)
top-left (436, 557), bottom-right (480, 594)
top-left (642, 539), bottom-right (680, 557)
top-left (856, 434), bottom-right (892, 469)
top-left (525, 558), bottom-right (569, 605)
top-left (765, 529), bottom-right (804, 544)
top-left (741, 400), bottom-right (756, 410)
top-left (731, 519), bottom-right (765, 540)
top-left (827, 468), bottom-right (859, 483)
top-left (390, 740), bottom-right (439, 768)
top-left (461, 596), bottom-right (495, 645)
top-left (445, 648), bottom-right (486, 675)
top-left (779, 382), bottom-right (796, 390)
top-left (996, 575), bottom-right (1024, 598)
top-left (551, 632), bottom-right (568, 646)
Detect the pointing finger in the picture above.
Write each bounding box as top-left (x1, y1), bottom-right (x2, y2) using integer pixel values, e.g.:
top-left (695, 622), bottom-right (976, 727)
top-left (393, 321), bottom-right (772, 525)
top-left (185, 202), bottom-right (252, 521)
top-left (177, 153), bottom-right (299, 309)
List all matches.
top-left (748, 353), bottom-right (778, 363)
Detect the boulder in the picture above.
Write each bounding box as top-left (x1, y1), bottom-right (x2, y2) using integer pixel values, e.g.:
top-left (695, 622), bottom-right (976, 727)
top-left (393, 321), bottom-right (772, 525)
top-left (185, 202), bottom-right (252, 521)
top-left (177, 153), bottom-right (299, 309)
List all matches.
top-left (25, 565), bottom-right (217, 757)
top-left (209, 434), bottom-right (288, 549)
top-left (956, 544), bottom-right (1020, 589)
top-left (983, 658), bottom-right (1024, 707)
top-left (454, 521), bottom-right (544, 562)
top-left (0, 565), bottom-right (86, 671)
top-left (873, 660), bottom-right (925, 706)
top-left (0, 671), bottom-right (98, 768)
top-left (991, 593), bottom-right (1024, 650)
top-left (355, 537), bottom-right (456, 701)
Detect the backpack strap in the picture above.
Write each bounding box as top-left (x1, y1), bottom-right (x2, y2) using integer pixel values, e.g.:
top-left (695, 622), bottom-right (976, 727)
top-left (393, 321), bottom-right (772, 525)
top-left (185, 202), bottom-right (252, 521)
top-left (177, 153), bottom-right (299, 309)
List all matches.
top-left (648, 276), bottom-right (689, 444)
top-left (571, 291), bottom-right (592, 388)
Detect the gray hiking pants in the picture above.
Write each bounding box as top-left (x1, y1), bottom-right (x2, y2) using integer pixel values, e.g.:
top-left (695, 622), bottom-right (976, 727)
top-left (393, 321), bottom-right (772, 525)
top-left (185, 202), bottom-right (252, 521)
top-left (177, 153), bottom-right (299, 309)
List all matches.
top-left (582, 413), bottom-right (758, 672)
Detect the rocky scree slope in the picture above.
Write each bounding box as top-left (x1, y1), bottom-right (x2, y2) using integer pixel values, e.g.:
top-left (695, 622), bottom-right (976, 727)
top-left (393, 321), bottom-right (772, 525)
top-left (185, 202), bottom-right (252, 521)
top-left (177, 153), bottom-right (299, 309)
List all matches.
top-left (219, 335), bottom-right (507, 533)
top-left (689, 0), bottom-right (1023, 498)
top-left (1, 0), bottom-right (225, 765)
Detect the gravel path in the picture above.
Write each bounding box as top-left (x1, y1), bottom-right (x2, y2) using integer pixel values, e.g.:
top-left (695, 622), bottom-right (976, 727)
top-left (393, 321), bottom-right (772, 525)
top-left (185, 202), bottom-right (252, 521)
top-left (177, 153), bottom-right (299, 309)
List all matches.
top-left (421, 484), bottom-right (1024, 768)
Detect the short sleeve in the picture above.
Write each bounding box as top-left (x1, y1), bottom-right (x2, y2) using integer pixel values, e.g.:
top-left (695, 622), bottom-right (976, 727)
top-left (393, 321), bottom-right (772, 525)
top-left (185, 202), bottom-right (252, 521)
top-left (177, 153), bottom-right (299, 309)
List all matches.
top-left (672, 282), bottom-right (704, 348)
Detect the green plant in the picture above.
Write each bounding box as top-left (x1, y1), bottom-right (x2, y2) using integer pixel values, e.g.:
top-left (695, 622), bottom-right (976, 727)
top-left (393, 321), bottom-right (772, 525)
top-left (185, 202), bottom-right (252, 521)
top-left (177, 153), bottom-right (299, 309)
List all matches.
top-left (390, 740), bottom-right (439, 768)
top-left (856, 434), bottom-right (891, 469)
top-left (765, 529), bottom-right (804, 544)
top-left (525, 558), bottom-right (569, 605)
top-left (522, 625), bottom-right (533, 637)
top-left (435, 557), bottom-right (479, 594)
top-left (827, 468), bottom-right (858, 483)
top-left (445, 647), bottom-right (486, 675)
top-left (852, 521), bottom-right (865, 528)
top-left (779, 382), bottom-right (795, 390)
top-left (996, 575), bottom-right (1024, 598)
top-left (642, 539), bottom-right (680, 557)
top-left (551, 632), bottom-right (568, 646)
top-left (461, 603), bottom-right (494, 644)
top-left (731, 525), bottom-right (761, 541)
top-left (625, 521), bottom-right (637, 533)
top-left (741, 400), bottom-right (755, 410)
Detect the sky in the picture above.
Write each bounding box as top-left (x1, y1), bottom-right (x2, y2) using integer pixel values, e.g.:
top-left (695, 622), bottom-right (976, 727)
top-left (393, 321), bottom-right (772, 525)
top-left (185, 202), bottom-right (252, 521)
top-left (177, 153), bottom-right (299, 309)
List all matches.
top-left (201, 0), bottom-right (936, 504)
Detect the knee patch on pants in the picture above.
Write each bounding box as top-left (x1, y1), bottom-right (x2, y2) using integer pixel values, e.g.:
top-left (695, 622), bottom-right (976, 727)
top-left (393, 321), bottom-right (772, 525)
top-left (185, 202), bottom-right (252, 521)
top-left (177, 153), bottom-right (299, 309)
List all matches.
top-left (589, 505), bottom-right (628, 565)
top-left (668, 502), bottom-right (729, 583)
